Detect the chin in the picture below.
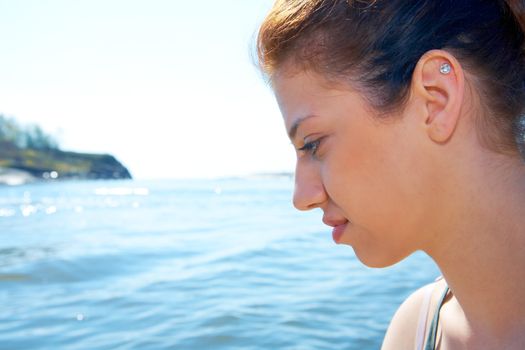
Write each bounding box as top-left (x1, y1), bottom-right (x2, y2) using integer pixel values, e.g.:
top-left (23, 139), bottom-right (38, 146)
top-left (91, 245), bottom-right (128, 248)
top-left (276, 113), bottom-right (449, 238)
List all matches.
top-left (351, 246), bottom-right (409, 269)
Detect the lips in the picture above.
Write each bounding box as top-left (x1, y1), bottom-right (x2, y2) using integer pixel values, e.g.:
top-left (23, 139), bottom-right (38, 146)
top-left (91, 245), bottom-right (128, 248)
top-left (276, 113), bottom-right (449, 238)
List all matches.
top-left (331, 222), bottom-right (348, 243)
top-left (322, 217), bottom-right (349, 244)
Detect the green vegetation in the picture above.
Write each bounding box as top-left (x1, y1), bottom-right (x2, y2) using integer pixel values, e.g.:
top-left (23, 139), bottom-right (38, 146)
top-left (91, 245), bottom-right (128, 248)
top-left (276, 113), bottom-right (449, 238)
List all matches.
top-left (0, 114), bottom-right (59, 150)
top-left (0, 114), bottom-right (131, 181)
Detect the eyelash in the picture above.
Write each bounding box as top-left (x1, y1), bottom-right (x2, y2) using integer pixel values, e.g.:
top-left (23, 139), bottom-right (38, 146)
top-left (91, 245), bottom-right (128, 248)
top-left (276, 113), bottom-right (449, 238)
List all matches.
top-left (298, 138), bottom-right (323, 157)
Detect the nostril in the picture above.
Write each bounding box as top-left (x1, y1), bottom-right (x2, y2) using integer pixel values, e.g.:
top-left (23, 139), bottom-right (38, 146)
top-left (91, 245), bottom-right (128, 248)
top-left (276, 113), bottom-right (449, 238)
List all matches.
top-left (292, 190), bottom-right (311, 211)
top-left (292, 196), bottom-right (308, 211)
top-left (293, 186), bottom-right (326, 211)
top-left (293, 163), bottom-right (327, 211)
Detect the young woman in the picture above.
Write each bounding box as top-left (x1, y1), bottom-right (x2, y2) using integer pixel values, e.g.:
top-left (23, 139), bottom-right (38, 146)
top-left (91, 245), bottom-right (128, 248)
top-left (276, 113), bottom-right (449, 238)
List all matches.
top-left (257, 1), bottom-right (525, 349)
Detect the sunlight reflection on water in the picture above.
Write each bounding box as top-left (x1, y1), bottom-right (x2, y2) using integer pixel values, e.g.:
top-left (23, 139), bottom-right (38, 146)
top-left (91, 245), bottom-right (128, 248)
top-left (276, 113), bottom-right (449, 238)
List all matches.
top-left (0, 179), bottom-right (440, 350)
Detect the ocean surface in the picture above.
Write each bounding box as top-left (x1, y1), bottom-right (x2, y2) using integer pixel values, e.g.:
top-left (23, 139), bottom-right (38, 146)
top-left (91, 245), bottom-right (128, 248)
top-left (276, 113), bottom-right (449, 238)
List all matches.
top-left (0, 177), bottom-right (440, 350)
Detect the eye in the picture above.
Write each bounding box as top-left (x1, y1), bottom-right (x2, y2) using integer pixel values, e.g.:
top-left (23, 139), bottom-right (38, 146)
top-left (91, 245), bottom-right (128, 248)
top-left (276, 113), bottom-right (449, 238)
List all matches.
top-left (298, 137), bottom-right (323, 157)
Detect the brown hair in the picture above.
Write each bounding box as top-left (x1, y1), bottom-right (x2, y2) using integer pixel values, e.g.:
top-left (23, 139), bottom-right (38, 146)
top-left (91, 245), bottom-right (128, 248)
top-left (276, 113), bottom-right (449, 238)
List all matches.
top-left (257, 0), bottom-right (525, 155)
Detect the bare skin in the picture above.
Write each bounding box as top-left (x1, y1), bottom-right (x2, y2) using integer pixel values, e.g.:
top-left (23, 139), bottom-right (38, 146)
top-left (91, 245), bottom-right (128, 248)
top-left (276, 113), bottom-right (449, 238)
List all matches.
top-left (272, 50), bottom-right (525, 349)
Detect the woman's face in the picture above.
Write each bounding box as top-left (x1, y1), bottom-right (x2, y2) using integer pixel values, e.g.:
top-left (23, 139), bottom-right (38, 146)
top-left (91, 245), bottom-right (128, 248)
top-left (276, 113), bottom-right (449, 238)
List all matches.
top-left (272, 69), bottom-right (435, 268)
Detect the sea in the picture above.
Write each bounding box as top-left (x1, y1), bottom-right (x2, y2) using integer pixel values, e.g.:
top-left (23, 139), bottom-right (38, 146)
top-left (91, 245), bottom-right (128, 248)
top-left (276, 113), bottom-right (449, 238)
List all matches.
top-left (0, 177), bottom-right (440, 350)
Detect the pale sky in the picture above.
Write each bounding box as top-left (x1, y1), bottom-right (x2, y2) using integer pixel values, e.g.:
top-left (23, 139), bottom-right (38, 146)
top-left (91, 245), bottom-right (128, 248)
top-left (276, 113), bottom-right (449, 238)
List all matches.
top-left (0, 0), bottom-right (295, 179)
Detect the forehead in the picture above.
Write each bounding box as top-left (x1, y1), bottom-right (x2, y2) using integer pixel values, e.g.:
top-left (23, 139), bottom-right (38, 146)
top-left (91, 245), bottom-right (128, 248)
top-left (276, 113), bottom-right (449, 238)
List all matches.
top-left (272, 69), bottom-right (363, 129)
top-left (272, 68), bottom-right (335, 99)
top-left (272, 70), bottom-right (335, 121)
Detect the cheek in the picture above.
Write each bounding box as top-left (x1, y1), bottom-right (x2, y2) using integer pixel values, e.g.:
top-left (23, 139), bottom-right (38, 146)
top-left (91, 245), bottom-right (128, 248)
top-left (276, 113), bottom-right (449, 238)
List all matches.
top-left (326, 141), bottom-right (396, 223)
top-left (323, 125), bottom-right (392, 205)
top-left (323, 135), bottom-right (427, 267)
top-left (323, 124), bottom-right (426, 236)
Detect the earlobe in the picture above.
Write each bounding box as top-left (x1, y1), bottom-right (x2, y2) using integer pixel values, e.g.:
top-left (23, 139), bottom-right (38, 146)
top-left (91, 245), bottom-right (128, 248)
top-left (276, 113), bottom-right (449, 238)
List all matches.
top-left (411, 50), bottom-right (465, 144)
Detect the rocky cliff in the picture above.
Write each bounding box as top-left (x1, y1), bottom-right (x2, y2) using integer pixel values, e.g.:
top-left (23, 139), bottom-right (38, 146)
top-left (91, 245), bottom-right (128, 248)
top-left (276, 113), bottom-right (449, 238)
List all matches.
top-left (0, 141), bottom-right (131, 184)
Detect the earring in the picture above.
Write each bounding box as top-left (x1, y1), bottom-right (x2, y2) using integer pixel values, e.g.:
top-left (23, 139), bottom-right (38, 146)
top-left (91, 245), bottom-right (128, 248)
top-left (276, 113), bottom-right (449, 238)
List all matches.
top-left (440, 63), bottom-right (452, 75)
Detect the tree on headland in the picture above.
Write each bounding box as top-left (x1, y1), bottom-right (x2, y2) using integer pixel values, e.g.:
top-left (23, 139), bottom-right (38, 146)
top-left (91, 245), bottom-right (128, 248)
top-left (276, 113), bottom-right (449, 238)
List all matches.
top-left (0, 114), bottom-right (132, 181)
top-left (0, 114), bottom-right (59, 150)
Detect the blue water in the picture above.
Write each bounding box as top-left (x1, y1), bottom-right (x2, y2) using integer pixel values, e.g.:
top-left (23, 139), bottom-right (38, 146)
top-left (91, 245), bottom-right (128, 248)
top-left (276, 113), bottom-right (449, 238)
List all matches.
top-left (0, 178), bottom-right (440, 350)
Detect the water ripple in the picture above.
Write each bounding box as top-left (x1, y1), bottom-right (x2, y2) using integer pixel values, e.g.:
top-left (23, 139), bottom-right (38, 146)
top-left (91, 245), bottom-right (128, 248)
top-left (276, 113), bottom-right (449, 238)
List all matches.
top-left (0, 179), bottom-right (440, 349)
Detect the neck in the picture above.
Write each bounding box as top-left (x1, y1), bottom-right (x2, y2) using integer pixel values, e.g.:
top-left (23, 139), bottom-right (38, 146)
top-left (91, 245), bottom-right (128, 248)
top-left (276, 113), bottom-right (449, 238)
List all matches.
top-left (426, 151), bottom-right (525, 340)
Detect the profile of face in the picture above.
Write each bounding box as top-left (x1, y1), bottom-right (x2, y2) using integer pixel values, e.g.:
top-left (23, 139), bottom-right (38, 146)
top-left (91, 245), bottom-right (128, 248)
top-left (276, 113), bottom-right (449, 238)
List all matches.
top-left (272, 59), bottom-right (464, 268)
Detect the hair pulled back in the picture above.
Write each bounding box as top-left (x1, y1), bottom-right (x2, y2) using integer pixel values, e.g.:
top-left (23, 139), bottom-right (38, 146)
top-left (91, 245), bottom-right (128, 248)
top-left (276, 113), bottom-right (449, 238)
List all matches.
top-left (258, 0), bottom-right (525, 155)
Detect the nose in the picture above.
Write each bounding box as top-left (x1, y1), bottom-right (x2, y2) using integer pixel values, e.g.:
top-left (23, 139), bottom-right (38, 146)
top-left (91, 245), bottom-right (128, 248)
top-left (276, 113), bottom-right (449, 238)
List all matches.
top-left (293, 160), bottom-right (327, 211)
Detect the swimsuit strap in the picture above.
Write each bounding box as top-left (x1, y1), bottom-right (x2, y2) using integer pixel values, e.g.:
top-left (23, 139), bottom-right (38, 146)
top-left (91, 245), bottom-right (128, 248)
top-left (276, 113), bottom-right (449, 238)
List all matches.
top-left (424, 285), bottom-right (450, 350)
top-left (415, 284), bottom-right (435, 350)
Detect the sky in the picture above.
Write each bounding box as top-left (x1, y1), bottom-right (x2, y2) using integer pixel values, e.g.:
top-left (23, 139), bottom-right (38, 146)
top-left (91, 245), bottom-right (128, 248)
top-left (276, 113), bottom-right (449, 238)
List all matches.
top-left (0, 0), bottom-right (295, 179)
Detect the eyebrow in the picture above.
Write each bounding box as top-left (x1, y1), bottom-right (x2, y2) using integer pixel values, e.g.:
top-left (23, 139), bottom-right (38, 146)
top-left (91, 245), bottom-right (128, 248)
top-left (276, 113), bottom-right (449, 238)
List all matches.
top-left (287, 115), bottom-right (318, 140)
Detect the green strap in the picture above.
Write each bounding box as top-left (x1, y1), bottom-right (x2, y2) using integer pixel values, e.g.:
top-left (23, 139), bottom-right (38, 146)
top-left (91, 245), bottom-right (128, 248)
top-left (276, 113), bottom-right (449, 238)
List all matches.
top-left (424, 286), bottom-right (450, 350)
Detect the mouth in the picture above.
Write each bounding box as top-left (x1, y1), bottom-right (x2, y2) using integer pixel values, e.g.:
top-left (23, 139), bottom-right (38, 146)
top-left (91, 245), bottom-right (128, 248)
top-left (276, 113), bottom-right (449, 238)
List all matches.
top-left (322, 217), bottom-right (350, 244)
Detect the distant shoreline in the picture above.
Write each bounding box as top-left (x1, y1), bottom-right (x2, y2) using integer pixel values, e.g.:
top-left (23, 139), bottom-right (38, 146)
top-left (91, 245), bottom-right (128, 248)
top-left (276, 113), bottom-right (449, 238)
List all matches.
top-left (245, 172), bottom-right (293, 179)
top-left (0, 147), bottom-right (132, 185)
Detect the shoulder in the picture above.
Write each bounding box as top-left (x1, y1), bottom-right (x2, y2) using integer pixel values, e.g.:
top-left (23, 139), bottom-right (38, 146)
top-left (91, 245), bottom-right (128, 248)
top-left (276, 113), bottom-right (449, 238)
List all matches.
top-left (381, 279), bottom-right (446, 350)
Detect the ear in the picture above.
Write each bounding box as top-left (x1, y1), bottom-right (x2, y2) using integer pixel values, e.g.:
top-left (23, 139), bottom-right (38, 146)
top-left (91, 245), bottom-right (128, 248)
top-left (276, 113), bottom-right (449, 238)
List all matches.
top-left (410, 50), bottom-right (465, 143)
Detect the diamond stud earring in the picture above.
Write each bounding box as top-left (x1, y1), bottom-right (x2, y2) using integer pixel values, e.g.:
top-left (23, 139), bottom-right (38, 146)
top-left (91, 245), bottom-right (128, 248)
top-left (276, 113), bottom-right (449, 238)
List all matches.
top-left (440, 63), bottom-right (452, 75)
